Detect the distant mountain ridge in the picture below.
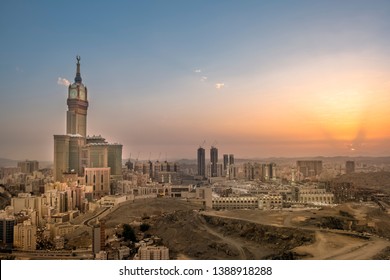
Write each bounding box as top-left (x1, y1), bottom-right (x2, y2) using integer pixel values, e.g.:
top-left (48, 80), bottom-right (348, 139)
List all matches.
top-left (0, 158), bottom-right (18, 167)
top-left (3, 156), bottom-right (390, 168)
top-left (0, 158), bottom-right (53, 168)
top-left (123, 156), bottom-right (390, 165)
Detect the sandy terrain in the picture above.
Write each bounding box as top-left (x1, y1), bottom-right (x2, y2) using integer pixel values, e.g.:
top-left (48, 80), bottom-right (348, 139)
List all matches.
top-left (66, 198), bottom-right (390, 259)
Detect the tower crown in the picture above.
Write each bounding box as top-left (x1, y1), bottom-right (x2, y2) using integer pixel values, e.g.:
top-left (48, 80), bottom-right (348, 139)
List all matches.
top-left (75, 55), bottom-right (82, 83)
top-left (68, 56), bottom-right (88, 101)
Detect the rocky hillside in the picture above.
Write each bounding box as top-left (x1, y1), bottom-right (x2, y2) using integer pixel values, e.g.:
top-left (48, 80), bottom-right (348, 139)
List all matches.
top-left (149, 210), bottom-right (315, 259)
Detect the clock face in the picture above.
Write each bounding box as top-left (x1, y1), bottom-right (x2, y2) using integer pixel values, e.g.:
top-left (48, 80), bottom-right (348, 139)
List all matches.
top-left (70, 89), bottom-right (77, 99)
top-left (79, 88), bottom-right (85, 100)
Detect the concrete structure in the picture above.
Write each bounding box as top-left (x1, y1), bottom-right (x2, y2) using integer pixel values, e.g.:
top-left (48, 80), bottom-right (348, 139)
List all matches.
top-left (83, 135), bottom-right (123, 179)
top-left (100, 195), bottom-right (127, 207)
top-left (11, 193), bottom-right (43, 226)
top-left (212, 196), bottom-right (259, 210)
top-left (0, 211), bottom-right (16, 249)
top-left (228, 164), bottom-right (237, 180)
top-left (137, 246), bottom-right (169, 260)
top-left (197, 147), bottom-right (206, 178)
top-left (53, 236), bottom-right (65, 249)
top-left (194, 187), bottom-right (212, 209)
top-left (85, 167), bottom-right (111, 198)
top-left (152, 161), bottom-right (180, 183)
top-left (223, 154), bottom-right (235, 178)
top-left (257, 194), bottom-right (283, 210)
top-left (127, 160), bottom-right (180, 184)
top-left (54, 57), bottom-right (122, 183)
top-left (95, 250), bottom-right (108, 260)
top-left (297, 160), bottom-right (323, 179)
top-left (298, 187), bottom-right (334, 204)
top-left (207, 162), bottom-right (223, 178)
top-left (210, 146), bottom-right (218, 177)
top-left (244, 162), bottom-right (262, 180)
top-left (92, 219), bottom-right (105, 255)
top-left (244, 162), bottom-right (276, 181)
top-left (49, 222), bottom-right (75, 239)
top-left (346, 161), bottom-right (355, 174)
top-left (223, 154), bottom-right (229, 172)
top-left (118, 246), bottom-right (131, 260)
top-left (212, 194), bottom-right (283, 210)
top-left (17, 160), bottom-right (39, 174)
top-left (169, 185), bottom-right (192, 198)
top-left (13, 220), bottom-right (37, 250)
top-left (0, 167), bottom-right (21, 179)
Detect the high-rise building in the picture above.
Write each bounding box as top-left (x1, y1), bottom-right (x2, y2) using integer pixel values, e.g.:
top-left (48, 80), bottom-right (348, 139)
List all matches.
top-left (296, 160), bottom-right (322, 179)
top-left (210, 146), bottom-right (218, 177)
top-left (92, 219), bottom-right (105, 255)
top-left (229, 154), bottom-right (234, 165)
top-left (346, 161), bottom-right (355, 174)
top-left (13, 220), bottom-right (37, 250)
top-left (270, 163), bottom-right (276, 180)
top-left (223, 154), bottom-right (229, 171)
top-left (223, 154), bottom-right (235, 178)
top-left (17, 160), bottom-right (39, 174)
top-left (85, 168), bottom-right (111, 198)
top-left (0, 212), bottom-right (16, 250)
top-left (197, 147), bottom-right (206, 177)
top-left (67, 56), bottom-right (88, 137)
top-left (53, 57), bottom-right (123, 187)
top-left (54, 56), bottom-right (88, 180)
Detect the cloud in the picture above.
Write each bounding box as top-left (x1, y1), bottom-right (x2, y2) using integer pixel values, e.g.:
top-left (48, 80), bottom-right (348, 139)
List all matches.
top-left (57, 77), bottom-right (70, 87)
top-left (194, 69), bottom-right (202, 73)
top-left (200, 76), bottom-right (208, 82)
top-left (215, 83), bottom-right (225, 89)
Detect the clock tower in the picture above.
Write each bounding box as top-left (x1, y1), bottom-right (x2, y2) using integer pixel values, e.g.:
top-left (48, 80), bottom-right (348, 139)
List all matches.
top-left (66, 56), bottom-right (88, 137)
top-left (54, 56), bottom-right (122, 186)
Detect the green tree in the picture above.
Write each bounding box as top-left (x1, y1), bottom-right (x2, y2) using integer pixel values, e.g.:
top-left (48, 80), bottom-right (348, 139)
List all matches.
top-left (140, 223), bottom-right (150, 232)
top-left (122, 224), bottom-right (137, 242)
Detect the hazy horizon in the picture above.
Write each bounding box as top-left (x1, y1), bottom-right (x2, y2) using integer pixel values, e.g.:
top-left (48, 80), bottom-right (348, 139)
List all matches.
top-left (1, 1), bottom-right (390, 161)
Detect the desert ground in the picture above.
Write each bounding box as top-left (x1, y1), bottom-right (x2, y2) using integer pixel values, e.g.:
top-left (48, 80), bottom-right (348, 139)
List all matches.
top-left (66, 198), bottom-right (390, 260)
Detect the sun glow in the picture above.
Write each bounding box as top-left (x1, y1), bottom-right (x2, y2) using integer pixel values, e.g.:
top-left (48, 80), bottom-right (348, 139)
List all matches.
top-left (308, 89), bottom-right (367, 139)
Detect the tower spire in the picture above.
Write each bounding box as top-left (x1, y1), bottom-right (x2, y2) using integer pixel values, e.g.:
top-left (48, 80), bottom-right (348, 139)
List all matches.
top-left (75, 55), bottom-right (82, 83)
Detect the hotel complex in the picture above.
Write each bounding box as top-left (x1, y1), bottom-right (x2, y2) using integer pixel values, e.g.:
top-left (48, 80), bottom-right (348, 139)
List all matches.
top-left (53, 57), bottom-right (122, 197)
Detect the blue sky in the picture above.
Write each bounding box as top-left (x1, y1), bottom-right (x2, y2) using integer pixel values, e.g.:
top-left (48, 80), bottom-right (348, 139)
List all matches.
top-left (1, 0), bottom-right (390, 161)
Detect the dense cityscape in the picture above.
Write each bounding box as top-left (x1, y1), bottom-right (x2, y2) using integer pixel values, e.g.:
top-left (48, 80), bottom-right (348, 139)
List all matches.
top-left (1, 58), bottom-right (390, 260)
top-left (1, 1), bottom-right (390, 266)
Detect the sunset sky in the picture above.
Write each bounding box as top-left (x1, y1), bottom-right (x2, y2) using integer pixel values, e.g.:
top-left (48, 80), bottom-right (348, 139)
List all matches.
top-left (1, 0), bottom-right (390, 161)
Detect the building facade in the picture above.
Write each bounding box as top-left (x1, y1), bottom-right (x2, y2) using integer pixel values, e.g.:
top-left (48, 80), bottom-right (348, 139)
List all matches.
top-left (212, 194), bottom-right (283, 210)
top-left (53, 57), bottom-right (123, 185)
top-left (297, 160), bottom-right (323, 179)
top-left (13, 220), bottom-right (37, 250)
top-left (137, 246), bottom-right (169, 260)
top-left (0, 212), bottom-right (16, 249)
top-left (210, 146), bottom-right (218, 177)
top-left (17, 160), bottom-right (39, 174)
top-left (197, 147), bottom-right (206, 178)
top-left (346, 161), bottom-right (355, 174)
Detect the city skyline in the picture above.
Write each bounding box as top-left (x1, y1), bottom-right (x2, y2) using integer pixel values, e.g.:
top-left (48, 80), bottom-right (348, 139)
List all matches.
top-left (1, 1), bottom-right (390, 161)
